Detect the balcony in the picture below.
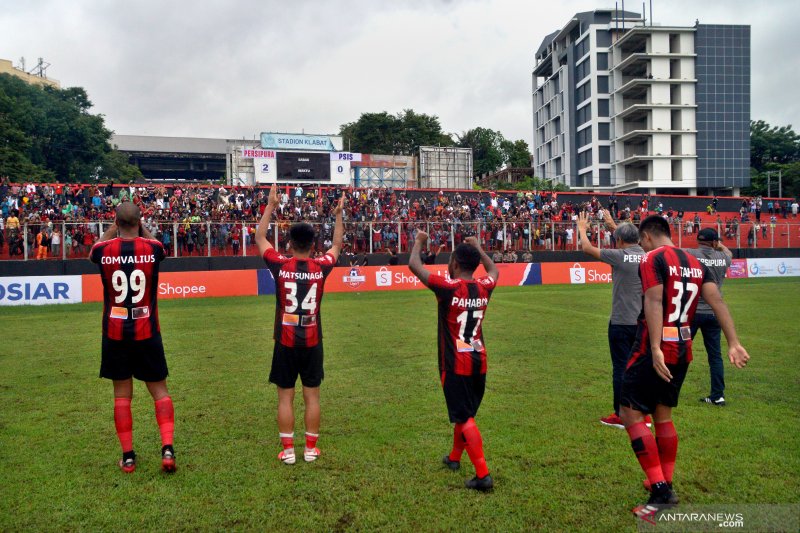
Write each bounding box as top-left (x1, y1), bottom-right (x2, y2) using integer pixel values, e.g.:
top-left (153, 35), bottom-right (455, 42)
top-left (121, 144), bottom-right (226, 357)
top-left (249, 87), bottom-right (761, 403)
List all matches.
top-left (614, 77), bottom-right (697, 98)
top-left (615, 103), bottom-right (697, 121)
top-left (616, 128), bottom-right (697, 144)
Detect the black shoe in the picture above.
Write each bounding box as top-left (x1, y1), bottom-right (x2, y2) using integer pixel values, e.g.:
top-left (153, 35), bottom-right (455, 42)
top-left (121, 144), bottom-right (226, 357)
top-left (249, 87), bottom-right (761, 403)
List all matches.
top-left (465, 474), bottom-right (494, 491)
top-left (648, 481), bottom-right (679, 505)
top-left (699, 396), bottom-right (726, 407)
top-left (442, 455), bottom-right (460, 471)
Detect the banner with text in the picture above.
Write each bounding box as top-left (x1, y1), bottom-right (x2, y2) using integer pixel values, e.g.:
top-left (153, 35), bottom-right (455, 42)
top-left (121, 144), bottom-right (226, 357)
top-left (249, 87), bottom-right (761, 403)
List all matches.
top-left (0, 275), bottom-right (82, 305)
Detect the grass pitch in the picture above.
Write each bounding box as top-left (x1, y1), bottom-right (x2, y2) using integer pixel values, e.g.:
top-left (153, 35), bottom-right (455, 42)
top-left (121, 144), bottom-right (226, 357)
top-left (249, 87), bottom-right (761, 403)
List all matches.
top-left (1, 278), bottom-right (798, 531)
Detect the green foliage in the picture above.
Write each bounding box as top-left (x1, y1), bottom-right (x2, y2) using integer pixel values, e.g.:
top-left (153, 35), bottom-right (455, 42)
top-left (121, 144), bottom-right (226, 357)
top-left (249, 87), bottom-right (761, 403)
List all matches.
top-left (0, 280), bottom-right (797, 530)
top-left (746, 121), bottom-right (800, 197)
top-left (500, 138), bottom-right (532, 168)
top-left (0, 73), bottom-right (140, 183)
top-left (457, 127), bottom-right (505, 177)
top-left (339, 109), bottom-right (453, 155)
top-left (99, 150), bottom-right (144, 183)
top-left (482, 174), bottom-right (570, 192)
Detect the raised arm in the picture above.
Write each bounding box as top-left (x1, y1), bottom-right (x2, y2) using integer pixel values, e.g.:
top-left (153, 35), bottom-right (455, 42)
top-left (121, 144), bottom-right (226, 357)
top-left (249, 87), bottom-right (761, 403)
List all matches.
top-left (408, 230), bottom-right (431, 286)
top-left (602, 208), bottom-right (618, 231)
top-left (714, 240), bottom-right (733, 259)
top-left (255, 185), bottom-right (280, 255)
top-left (97, 223), bottom-right (118, 244)
top-left (701, 282), bottom-right (749, 368)
top-left (465, 236), bottom-right (499, 281)
top-left (327, 193), bottom-right (345, 262)
top-left (577, 211), bottom-right (601, 260)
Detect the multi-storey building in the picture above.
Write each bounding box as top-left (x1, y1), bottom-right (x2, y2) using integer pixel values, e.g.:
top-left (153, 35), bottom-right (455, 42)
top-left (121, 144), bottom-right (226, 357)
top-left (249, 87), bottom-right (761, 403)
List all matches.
top-left (532, 9), bottom-right (750, 195)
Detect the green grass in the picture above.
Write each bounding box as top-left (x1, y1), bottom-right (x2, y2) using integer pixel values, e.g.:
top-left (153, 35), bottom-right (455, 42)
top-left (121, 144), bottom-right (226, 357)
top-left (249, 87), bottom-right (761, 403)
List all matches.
top-left (1, 278), bottom-right (798, 531)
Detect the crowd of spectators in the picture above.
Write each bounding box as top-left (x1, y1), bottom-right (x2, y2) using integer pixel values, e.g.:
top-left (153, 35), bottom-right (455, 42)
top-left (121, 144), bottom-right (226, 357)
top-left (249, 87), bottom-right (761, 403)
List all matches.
top-left (2, 176), bottom-right (798, 260)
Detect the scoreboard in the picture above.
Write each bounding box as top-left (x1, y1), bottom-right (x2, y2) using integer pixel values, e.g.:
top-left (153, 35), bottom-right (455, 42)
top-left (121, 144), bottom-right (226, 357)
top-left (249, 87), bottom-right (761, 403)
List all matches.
top-left (276, 152), bottom-right (330, 181)
top-left (252, 150), bottom-right (357, 185)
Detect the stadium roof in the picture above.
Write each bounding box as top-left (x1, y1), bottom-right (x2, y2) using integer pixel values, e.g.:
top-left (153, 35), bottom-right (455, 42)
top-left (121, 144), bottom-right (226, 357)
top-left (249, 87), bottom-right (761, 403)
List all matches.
top-left (112, 134), bottom-right (230, 154)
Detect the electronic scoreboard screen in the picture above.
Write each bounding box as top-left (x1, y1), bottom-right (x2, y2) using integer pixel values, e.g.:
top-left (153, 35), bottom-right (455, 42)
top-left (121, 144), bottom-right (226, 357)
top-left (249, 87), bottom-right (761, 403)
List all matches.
top-left (276, 152), bottom-right (331, 181)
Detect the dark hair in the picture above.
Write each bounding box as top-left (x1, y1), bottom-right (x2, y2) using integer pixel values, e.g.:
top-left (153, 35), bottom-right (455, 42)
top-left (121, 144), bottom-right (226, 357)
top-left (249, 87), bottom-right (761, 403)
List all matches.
top-left (289, 223), bottom-right (315, 252)
top-left (453, 243), bottom-right (481, 272)
top-left (638, 215), bottom-right (671, 239)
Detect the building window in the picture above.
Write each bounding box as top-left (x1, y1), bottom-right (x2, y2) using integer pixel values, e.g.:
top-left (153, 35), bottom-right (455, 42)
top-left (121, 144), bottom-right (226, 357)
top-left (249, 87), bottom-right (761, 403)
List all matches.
top-left (576, 103), bottom-right (592, 126)
top-left (577, 148), bottom-right (593, 170)
top-left (577, 126), bottom-right (592, 148)
top-left (599, 168), bottom-right (611, 186)
top-left (597, 75), bottom-right (609, 94)
top-left (598, 122), bottom-right (610, 140)
top-left (575, 59), bottom-right (589, 82)
top-left (599, 146), bottom-right (611, 163)
top-left (574, 38), bottom-right (589, 59)
top-left (597, 52), bottom-right (608, 70)
top-left (596, 30), bottom-right (612, 48)
top-left (575, 81), bottom-right (591, 104)
top-left (598, 99), bottom-right (610, 117)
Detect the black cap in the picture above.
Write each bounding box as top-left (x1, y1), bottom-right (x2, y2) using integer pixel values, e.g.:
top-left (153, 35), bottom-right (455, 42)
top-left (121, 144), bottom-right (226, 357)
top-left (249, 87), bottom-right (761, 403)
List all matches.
top-left (697, 228), bottom-right (720, 242)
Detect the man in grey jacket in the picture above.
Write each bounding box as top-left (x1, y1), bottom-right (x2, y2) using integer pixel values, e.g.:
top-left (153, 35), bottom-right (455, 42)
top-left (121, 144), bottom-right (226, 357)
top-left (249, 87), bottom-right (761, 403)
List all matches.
top-left (578, 211), bottom-right (648, 428)
top-left (686, 228), bottom-right (733, 406)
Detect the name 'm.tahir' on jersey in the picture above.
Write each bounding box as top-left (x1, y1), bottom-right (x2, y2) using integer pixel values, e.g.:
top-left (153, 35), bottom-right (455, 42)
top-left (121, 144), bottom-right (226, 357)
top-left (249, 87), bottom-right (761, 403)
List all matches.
top-left (263, 248), bottom-right (336, 348)
top-left (629, 245), bottom-right (711, 367)
top-left (426, 274), bottom-right (497, 378)
top-left (90, 237), bottom-right (166, 341)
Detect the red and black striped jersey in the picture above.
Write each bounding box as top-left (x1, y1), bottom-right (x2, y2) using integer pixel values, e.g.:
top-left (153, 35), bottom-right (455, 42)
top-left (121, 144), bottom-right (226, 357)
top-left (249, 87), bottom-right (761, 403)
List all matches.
top-left (263, 248), bottom-right (336, 348)
top-left (90, 237), bottom-right (166, 341)
top-left (629, 246), bottom-right (711, 366)
top-left (426, 274), bottom-right (496, 377)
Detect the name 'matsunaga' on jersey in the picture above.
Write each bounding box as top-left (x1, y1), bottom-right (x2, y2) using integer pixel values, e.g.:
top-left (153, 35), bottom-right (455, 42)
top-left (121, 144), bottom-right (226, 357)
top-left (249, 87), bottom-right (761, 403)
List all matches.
top-left (263, 248), bottom-right (336, 348)
top-left (426, 274), bottom-right (497, 377)
top-left (629, 246), bottom-right (712, 366)
top-left (90, 237), bottom-right (166, 341)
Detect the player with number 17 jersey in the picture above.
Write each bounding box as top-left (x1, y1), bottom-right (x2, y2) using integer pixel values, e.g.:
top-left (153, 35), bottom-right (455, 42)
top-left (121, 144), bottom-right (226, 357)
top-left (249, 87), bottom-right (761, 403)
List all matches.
top-left (90, 236), bottom-right (166, 341)
top-left (263, 249), bottom-right (336, 348)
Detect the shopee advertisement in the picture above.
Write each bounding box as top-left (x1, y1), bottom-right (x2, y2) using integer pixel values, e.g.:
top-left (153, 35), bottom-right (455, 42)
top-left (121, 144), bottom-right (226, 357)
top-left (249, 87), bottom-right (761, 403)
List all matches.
top-left (540, 262), bottom-right (613, 285)
top-left (321, 263), bottom-right (533, 293)
top-left (81, 270), bottom-right (258, 302)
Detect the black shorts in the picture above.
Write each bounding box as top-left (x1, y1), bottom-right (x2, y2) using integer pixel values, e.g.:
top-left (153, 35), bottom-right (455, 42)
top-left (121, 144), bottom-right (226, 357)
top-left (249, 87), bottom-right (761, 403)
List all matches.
top-left (269, 341), bottom-right (324, 388)
top-left (442, 372), bottom-right (486, 424)
top-left (620, 351), bottom-right (689, 415)
top-left (100, 332), bottom-right (168, 382)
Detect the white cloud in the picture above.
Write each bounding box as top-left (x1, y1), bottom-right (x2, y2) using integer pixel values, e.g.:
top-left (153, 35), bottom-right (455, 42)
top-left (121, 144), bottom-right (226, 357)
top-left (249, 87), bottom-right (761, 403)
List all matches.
top-left (1, 0), bottom-right (798, 145)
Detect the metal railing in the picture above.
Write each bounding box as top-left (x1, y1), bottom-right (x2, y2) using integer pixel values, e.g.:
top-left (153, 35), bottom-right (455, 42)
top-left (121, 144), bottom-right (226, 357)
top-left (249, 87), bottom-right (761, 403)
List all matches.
top-left (2, 219), bottom-right (798, 261)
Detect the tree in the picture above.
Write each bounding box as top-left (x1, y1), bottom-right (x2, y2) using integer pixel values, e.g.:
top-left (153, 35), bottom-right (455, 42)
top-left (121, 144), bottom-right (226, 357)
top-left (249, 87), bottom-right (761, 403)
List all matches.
top-left (0, 73), bottom-right (140, 182)
top-left (750, 120), bottom-right (800, 172)
top-left (339, 109), bottom-right (453, 155)
top-left (457, 127), bottom-right (505, 177)
top-left (500, 139), bottom-right (532, 168)
top-left (745, 121), bottom-right (800, 197)
top-left (99, 150), bottom-right (144, 183)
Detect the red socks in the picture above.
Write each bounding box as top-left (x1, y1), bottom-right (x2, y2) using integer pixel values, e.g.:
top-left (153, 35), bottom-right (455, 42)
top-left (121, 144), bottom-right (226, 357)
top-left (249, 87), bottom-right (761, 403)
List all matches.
top-left (114, 397), bottom-right (133, 453)
top-left (279, 432), bottom-right (294, 450)
top-left (626, 422), bottom-right (666, 486)
top-left (154, 396), bottom-right (174, 447)
top-left (461, 418), bottom-right (490, 478)
top-left (305, 432), bottom-right (319, 450)
top-left (449, 423), bottom-right (466, 462)
top-left (655, 421), bottom-right (678, 483)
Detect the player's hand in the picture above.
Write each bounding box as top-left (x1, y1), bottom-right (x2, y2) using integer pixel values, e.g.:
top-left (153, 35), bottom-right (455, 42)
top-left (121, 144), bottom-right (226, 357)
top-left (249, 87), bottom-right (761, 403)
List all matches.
top-left (268, 184), bottom-right (281, 208)
top-left (728, 344), bottom-right (750, 368)
top-left (333, 194), bottom-right (345, 216)
top-left (651, 347), bottom-right (673, 382)
top-left (577, 211), bottom-right (589, 232)
top-left (603, 208), bottom-right (614, 225)
top-left (464, 236), bottom-right (481, 249)
top-left (415, 231), bottom-right (429, 244)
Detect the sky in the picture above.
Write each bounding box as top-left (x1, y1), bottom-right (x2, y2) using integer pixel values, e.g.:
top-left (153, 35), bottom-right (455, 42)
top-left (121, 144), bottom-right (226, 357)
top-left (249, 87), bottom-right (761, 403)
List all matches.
top-left (2, 0), bottom-right (798, 146)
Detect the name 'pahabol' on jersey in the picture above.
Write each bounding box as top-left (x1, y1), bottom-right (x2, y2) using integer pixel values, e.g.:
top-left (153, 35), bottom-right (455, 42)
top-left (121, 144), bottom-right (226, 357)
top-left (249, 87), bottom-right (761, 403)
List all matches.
top-left (90, 237), bottom-right (166, 341)
top-left (263, 248), bottom-right (336, 348)
top-left (426, 274), bottom-right (497, 377)
top-left (629, 246), bottom-right (711, 366)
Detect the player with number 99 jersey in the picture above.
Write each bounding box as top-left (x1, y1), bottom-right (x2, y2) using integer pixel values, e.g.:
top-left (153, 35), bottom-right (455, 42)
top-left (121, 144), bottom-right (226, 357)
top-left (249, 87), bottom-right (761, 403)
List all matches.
top-left (90, 237), bottom-right (166, 342)
top-left (263, 249), bottom-right (336, 348)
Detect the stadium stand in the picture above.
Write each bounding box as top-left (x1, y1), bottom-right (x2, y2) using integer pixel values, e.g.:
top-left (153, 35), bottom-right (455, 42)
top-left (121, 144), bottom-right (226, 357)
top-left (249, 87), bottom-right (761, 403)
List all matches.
top-left (1, 178), bottom-right (798, 261)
